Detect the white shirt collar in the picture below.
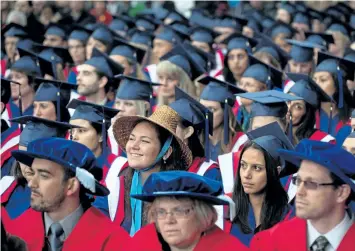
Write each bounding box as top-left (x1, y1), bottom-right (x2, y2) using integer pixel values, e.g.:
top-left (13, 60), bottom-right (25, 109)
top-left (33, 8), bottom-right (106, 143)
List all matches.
top-left (307, 211), bottom-right (354, 250)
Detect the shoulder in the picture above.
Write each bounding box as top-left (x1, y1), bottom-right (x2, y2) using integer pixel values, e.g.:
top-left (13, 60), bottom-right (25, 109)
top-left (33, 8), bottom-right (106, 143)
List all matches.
top-left (121, 224), bottom-right (162, 251)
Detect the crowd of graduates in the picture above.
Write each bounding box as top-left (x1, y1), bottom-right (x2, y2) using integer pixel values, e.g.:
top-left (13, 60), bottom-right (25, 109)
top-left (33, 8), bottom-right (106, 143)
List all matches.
top-left (1, 1), bottom-right (355, 251)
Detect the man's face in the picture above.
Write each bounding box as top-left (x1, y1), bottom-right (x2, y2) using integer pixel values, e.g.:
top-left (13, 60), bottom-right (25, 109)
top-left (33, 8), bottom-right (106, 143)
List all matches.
top-left (9, 70), bottom-right (32, 100)
top-left (152, 39), bottom-right (173, 60)
top-left (76, 64), bottom-right (100, 96)
top-left (5, 36), bottom-right (20, 61)
top-left (43, 35), bottom-right (65, 47)
top-left (27, 158), bottom-right (68, 213)
top-left (288, 60), bottom-right (313, 74)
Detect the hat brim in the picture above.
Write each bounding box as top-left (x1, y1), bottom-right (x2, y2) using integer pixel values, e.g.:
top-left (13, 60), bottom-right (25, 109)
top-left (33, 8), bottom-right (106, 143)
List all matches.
top-left (113, 115), bottom-right (192, 168)
top-left (11, 150), bottom-right (109, 196)
top-left (131, 191), bottom-right (229, 205)
top-left (278, 149), bottom-right (355, 193)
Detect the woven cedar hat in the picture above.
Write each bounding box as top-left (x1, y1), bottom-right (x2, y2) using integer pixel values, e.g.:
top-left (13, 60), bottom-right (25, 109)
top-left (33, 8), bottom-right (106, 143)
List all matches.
top-left (113, 105), bottom-right (193, 168)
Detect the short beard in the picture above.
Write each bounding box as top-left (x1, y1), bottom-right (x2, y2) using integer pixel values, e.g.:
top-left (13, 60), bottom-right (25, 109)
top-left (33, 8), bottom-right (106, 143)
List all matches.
top-left (78, 84), bottom-right (99, 97)
top-left (31, 186), bottom-right (66, 213)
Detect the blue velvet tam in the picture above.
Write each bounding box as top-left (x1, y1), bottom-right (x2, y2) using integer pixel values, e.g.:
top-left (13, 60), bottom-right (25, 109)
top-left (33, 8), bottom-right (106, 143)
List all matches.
top-left (278, 3), bottom-right (296, 15)
top-left (67, 98), bottom-right (119, 126)
top-left (190, 26), bottom-right (218, 45)
top-left (131, 171), bottom-right (229, 205)
top-left (9, 115), bottom-right (79, 147)
top-left (114, 74), bottom-right (160, 102)
top-left (91, 25), bottom-right (115, 46)
top-left (68, 25), bottom-right (91, 43)
top-left (278, 139), bottom-right (355, 194)
top-left (287, 39), bottom-right (321, 63)
top-left (292, 12), bottom-right (311, 26)
top-left (155, 25), bottom-right (189, 44)
top-left (237, 90), bottom-right (302, 118)
top-left (247, 121), bottom-right (294, 164)
top-left (223, 33), bottom-right (258, 53)
top-left (84, 48), bottom-right (124, 78)
top-left (45, 23), bottom-right (67, 39)
top-left (110, 39), bottom-right (146, 64)
top-left (305, 32), bottom-right (334, 49)
top-left (268, 21), bottom-right (297, 39)
top-left (160, 44), bottom-right (205, 80)
top-left (12, 137), bottom-right (109, 196)
top-left (243, 54), bottom-right (284, 89)
top-left (1, 77), bottom-right (19, 104)
top-left (216, 14), bottom-right (248, 31)
top-left (286, 73), bottom-right (332, 107)
top-left (130, 29), bottom-right (154, 47)
top-left (3, 23), bottom-right (28, 38)
top-left (170, 87), bottom-right (213, 161)
top-left (35, 44), bottom-right (73, 65)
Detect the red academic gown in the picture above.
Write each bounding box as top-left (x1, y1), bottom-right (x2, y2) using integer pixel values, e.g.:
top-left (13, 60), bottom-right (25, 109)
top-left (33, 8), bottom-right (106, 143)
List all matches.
top-left (1, 177), bottom-right (17, 230)
top-left (7, 206), bottom-right (129, 251)
top-left (123, 223), bottom-right (249, 251)
top-left (250, 217), bottom-right (355, 251)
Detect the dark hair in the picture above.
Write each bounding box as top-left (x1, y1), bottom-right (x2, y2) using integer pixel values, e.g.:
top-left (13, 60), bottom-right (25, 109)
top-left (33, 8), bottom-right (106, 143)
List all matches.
top-left (222, 54), bottom-right (238, 84)
top-left (329, 172), bottom-right (353, 205)
top-left (95, 70), bottom-right (111, 93)
top-left (181, 119), bottom-right (205, 159)
top-left (51, 101), bottom-right (71, 123)
top-left (331, 73), bottom-right (353, 122)
top-left (2, 221), bottom-right (28, 251)
top-left (11, 161), bottom-right (27, 187)
top-left (232, 141), bottom-right (289, 233)
top-left (286, 102), bottom-right (317, 142)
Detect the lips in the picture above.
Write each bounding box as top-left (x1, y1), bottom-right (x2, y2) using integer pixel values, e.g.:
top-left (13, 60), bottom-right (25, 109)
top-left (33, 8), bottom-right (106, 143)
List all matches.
top-left (242, 182), bottom-right (254, 188)
top-left (129, 153), bottom-right (143, 157)
top-left (296, 200), bottom-right (308, 206)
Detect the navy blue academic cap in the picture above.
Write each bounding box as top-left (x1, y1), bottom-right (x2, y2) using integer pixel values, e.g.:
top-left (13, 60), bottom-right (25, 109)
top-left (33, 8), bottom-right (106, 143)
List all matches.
top-left (11, 50), bottom-right (41, 76)
top-left (165, 10), bottom-right (188, 23)
top-left (170, 21), bottom-right (191, 37)
top-left (16, 39), bottom-right (36, 51)
top-left (114, 74), bottom-right (160, 103)
top-left (278, 3), bottom-right (296, 15)
top-left (237, 90), bottom-right (302, 118)
top-left (109, 15), bottom-right (135, 33)
top-left (268, 21), bottom-right (297, 39)
top-left (216, 15), bottom-right (248, 31)
top-left (131, 171), bottom-right (229, 205)
top-left (35, 44), bottom-right (73, 65)
top-left (327, 21), bottom-right (354, 37)
top-left (110, 38), bottom-right (146, 64)
top-left (254, 32), bottom-right (290, 69)
top-left (243, 54), bottom-right (284, 89)
top-left (286, 73), bottom-right (332, 107)
top-left (1, 77), bottom-right (20, 105)
top-left (286, 39), bottom-right (321, 63)
top-left (45, 23), bottom-right (67, 39)
top-left (136, 16), bottom-right (159, 31)
top-left (3, 23), bottom-right (28, 38)
top-left (247, 121), bottom-right (294, 164)
top-left (245, 19), bottom-right (262, 33)
top-left (223, 33), bottom-right (258, 52)
top-left (261, 15), bottom-right (276, 30)
top-left (10, 115), bottom-right (79, 147)
top-left (91, 25), bottom-right (116, 46)
top-left (190, 26), bottom-right (218, 45)
top-left (183, 40), bottom-right (216, 71)
top-left (68, 25), bottom-right (91, 43)
top-left (155, 25), bottom-right (188, 44)
top-left (84, 48), bottom-right (124, 78)
top-left (130, 29), bottom-right (154, 47)
top-left (34, 78), bottom-right (76, 102)
top-left (305, 32), bottom-right (334, 49)
top-left (344, 51), bottom-right (355, 63)
top-left (160, 44), bottom-right (205, 80)
top-left (292, 12), bottom-right (311, 26)
top-left (200, 76), bottom-right (245, 105)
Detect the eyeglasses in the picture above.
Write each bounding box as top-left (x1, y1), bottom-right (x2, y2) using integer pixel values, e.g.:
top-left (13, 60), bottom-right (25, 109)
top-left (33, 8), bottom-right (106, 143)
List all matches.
top-left (291, 176), bottom-right (336, 190)
top-left (154, 207), bottom-right (194, 220)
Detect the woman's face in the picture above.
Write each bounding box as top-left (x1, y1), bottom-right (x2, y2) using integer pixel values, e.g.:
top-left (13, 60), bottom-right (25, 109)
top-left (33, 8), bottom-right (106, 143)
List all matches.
top-left (240, 147), bottom-right (267, 195)
top-left (9, 70), bottom-right (32, 100)
top-left (158, 73), bottom-right (179, 99)
top-left (33, 101), bottom-right (57, 121)
top-left (155, 197), bottom-right (201, 250)
top-left (114, 99), bottom-right (138, 118)
top-left (251, 116), bottom-right (285, 131)
top-left (200, 99), bottom-right (223, 130)
top-left (238, 77), bottom-right (266, 107)
top-left (68, 39), bottom-right (86, 65)
top-left (286, 99), bottom-right (306, 126)
top-left (126, 121), bottom-right (162, 170)
top-left (313, 71), bottom-right (336, 98)
top-left (70, 119), bottom-right (101, 156)
top-left (86, 37), bottom-right (108, 59)
top-left (227, 49), bottom-right (249, 77)
top-left (109, 55), bottom-right (133, 76)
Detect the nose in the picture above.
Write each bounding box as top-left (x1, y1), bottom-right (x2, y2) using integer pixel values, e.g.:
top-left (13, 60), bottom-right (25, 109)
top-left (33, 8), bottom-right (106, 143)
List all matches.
top-left (28, 175), bottom-right (38, 189)
top-left (242, 167), bottom-right (252, 179)
top-left (71, 129), bottom-right (79, 141)
top-left (296, 181), bottom-right (306, 197)
top-left (33, 106), bottom-right (41, 116)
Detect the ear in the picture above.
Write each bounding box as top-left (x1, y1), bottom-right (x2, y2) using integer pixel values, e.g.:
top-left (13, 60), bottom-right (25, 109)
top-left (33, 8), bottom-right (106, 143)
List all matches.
top-left (276, 166), bottom-right (282, 175)
top-left (98, 133), bottom-right (103, 143)
top-left (1, 102), bottom-right (5, 114)
top-left (163, 146), bottom-right (173, 161)
top-left (98, 76), bottom-right (108, 89)
top-left (336, 184), bottom-right (351, 204)
top-left (183, 126), bottom-right (194, 140)
top-left (66, 178), bottom-right (81, 197)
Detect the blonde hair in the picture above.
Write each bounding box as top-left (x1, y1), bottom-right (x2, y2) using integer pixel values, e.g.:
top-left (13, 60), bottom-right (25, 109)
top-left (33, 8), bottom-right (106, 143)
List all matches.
top-left (148, 197), bottom-right (217, 233)
top-left (134, 100), bottom-right (149, 117)
top-left (156, 60), bottom-right (197, 106)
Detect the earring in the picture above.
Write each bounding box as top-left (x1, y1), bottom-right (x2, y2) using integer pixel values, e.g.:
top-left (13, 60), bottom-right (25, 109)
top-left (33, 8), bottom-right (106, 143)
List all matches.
top-left (163, 158), bottom-right (166, 164)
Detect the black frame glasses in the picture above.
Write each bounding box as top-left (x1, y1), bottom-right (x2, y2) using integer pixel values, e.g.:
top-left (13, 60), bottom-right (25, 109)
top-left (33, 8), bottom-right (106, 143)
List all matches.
top-left (291, 176), bottom-right (336, 190)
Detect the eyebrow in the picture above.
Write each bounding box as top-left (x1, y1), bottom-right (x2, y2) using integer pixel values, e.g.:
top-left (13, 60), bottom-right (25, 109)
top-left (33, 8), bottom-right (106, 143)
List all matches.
top-left (240, 160), bottom-right (265, 166)
top-left (37, 169), bottom-right (52, 176)
top-left (130, 133), bottom-right (153, 140)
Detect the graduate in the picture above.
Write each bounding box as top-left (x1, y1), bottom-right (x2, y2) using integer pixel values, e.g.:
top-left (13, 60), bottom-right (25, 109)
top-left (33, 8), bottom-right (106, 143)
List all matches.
top-left (1, 77), bottom-right (19, 133)
top-left (42, 23), bottom-right (68, 47)
top-left (8, 137), bottom-right (129, 251)
top-left (275, 3), bottom-right (295, 24)
top-left (67, 99), bottom-right (119, 180)
top-left (252, 140), bottom-right (355, 251)
top-left (291, 12), bottom-right (311, 40)
top-left (122, 171), bottom-right (248, 251)
top-left (266, 21), bottom-right (297, 53)
top-left (95, 105), bottom-right (193, 235)
top-left (1, 116), bottom-right (78, 230)
top-left (85, 24), bottom-right (117, 59)
top-left (313, 51), bottom-right (355, 136)
top-left (227, 122), bottom-right (293, 247)
top-left (75, 47), bottom-right (123, 106)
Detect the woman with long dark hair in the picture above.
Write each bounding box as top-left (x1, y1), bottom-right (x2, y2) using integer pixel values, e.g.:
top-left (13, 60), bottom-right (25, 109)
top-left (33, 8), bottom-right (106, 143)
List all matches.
top-left (285, 73), bottom-right (335, 144)
top-left (227, 123), bottom-right (292, 247)
top-left (312, 51), bottom-right (355, 136)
